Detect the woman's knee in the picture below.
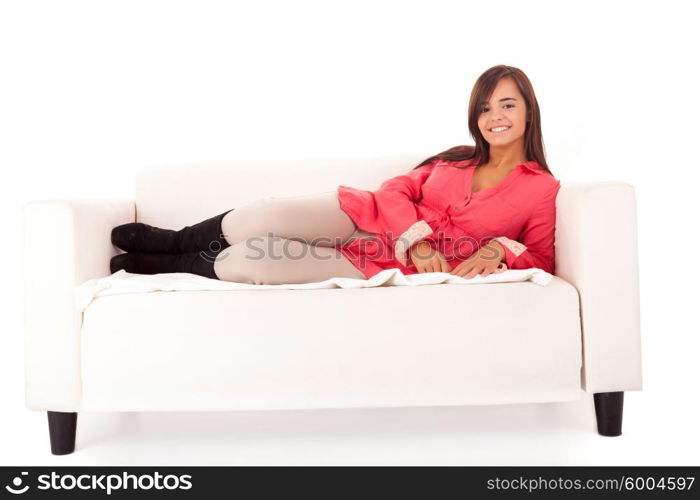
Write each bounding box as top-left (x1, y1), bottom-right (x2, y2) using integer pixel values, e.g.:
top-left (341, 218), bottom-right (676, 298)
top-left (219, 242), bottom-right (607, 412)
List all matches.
top-left (221, 196), bottom-right (285, 245)
top-left (213, 236), bottom-right (339, 285)
top-left (213, 236), bottom-right (293, 284)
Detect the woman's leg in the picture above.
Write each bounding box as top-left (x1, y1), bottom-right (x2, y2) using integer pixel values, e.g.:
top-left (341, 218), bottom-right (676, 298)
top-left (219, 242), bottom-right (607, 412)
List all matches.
top-left (221, 191), bottom-right (357, 248)
top-left (213, 235), bottom-right (366, 284)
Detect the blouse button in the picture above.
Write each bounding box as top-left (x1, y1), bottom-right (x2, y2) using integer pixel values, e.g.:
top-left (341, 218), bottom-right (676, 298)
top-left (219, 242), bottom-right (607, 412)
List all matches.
top-left (453, 206), bottom-right (460, 211)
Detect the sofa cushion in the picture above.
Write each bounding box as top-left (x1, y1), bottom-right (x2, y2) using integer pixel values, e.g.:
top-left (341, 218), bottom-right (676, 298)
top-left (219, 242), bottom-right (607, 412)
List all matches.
top-left (79, 277), bottom-right (583, 411)
top-left (134, 155), bottom-right (431, 229)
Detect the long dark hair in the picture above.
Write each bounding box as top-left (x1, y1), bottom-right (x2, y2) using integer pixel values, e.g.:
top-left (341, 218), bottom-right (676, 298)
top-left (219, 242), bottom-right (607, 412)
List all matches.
top-left (413, 65), bottom-right (551, 174)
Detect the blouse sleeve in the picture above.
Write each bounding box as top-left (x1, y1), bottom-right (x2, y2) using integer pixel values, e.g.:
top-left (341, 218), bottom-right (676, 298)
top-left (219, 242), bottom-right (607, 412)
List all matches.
top-left (372, 161), bottom-right (438, 261)
top-left (488, 180), bottom-right (561, 274)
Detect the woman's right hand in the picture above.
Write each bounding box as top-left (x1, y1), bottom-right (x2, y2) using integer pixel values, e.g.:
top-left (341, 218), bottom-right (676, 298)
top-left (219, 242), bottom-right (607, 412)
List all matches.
top-left (409, 241), bottom-right (452, 273)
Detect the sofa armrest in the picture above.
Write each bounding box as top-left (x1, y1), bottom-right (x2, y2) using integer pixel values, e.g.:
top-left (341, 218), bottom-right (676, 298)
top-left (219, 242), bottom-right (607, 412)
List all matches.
top-left (554, 182), bottom-right (642, 394)
top-left (22, 198), bottom-right (135, 411)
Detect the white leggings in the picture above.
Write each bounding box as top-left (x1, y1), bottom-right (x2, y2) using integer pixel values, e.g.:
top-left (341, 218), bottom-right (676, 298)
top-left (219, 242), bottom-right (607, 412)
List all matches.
top-left (213, 191), bottom-right (370, 284)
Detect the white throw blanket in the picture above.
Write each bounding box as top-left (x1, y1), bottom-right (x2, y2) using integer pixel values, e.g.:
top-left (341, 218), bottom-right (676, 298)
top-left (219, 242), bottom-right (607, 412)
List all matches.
top-left (75, 267), bottom-right (553, 313)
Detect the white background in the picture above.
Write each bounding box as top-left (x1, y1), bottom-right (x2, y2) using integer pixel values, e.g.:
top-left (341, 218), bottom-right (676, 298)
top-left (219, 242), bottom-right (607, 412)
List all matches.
top-left (1, 0), bottom-right (698, 465)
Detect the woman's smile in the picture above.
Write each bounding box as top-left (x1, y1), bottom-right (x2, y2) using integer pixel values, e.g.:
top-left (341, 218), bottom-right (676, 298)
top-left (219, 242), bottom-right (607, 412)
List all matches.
top-left (488, 126), bottom-right (511, 134)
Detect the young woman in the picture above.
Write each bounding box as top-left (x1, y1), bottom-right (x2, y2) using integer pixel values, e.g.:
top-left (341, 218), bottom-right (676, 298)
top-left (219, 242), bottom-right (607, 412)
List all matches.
top-left (110, 64), bottom-right (561, 285)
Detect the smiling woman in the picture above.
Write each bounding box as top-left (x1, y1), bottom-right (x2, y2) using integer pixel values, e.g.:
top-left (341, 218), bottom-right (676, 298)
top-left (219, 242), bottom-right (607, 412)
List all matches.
top-left (388, 64), bottom-right (561, 277)
top-left (411, 65), bottom-right (550, 173)
top-left (110, 64), bottom-right (561, 284)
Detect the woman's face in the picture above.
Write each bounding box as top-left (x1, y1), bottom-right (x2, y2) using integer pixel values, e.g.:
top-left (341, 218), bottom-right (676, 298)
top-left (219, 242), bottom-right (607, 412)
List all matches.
top-left (477, 77), bottom-right (529, 149)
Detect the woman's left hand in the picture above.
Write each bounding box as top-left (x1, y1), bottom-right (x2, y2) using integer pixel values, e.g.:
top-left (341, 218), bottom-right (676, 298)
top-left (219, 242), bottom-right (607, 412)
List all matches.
top-left (449, 241), bottom-right (505, 279)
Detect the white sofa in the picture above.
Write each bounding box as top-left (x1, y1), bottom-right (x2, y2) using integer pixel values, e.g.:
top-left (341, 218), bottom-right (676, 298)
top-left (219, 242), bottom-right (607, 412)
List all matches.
top-left (22, 154), bottom-right (643, 455)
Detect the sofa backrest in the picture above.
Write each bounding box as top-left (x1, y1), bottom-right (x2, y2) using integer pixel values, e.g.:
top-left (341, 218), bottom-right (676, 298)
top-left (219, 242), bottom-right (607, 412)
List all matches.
top-left (134, 153), bottom-right (430, 229)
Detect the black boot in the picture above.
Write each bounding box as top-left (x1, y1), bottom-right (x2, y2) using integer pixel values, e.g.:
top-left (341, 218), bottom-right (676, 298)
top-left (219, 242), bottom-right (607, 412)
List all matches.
top-left (110, 248), bottom-right (222, 279)
top-left (111, 209), bottom-right (234, 254)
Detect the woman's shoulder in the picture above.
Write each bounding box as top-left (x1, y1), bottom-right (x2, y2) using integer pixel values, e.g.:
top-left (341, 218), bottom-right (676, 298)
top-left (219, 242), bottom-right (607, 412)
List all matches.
top-left (527, 162), bottom-right (561, 190)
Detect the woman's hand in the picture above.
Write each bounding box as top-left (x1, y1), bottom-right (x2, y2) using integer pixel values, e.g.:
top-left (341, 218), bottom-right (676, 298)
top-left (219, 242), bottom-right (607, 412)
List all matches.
top-left (449, 241), bottom-right (505, 279)
top-left (409, 241), bottom-right (452, 273)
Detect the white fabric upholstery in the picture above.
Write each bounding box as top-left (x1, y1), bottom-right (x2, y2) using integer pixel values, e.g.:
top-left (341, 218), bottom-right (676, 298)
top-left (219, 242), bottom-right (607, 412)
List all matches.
top-left (22, 155), bottom-right (643, 414)
top-left (554, 182), bottom-right (643, 393)
top-left (22, 199), bottom-right (135, 411)
top-left (134, 155), bottom-right (425, 229)
top-left (79, 277), bottom-right (583, 411)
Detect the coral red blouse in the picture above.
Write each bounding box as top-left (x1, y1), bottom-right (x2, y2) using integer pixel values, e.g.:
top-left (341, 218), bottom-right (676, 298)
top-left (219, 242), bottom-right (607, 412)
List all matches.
top-left (335, 157), bottom-right (561, 279)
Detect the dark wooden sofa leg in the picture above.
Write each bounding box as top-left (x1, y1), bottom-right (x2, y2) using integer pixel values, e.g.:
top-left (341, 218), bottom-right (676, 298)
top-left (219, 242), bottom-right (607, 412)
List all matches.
top-left (593, 391), bottom-right (624, 436)
top-left (47, 411), bottom-right (77, 455)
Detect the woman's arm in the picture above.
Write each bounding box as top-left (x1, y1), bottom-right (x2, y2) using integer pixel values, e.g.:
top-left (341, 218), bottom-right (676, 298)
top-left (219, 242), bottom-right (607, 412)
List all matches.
top-left (372, 161), bottom-right (438, 264)
top-left (486, 180), bottom-right (561, 274)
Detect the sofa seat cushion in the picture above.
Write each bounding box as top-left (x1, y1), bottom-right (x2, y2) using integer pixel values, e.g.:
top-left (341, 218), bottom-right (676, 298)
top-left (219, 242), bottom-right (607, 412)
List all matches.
top-left (79, 277), bottom-right (583, 411)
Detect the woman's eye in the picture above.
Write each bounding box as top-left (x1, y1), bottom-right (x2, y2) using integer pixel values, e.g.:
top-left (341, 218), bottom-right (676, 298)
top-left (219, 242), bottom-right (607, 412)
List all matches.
top-left (481, 104), bottom-right (514, 113)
